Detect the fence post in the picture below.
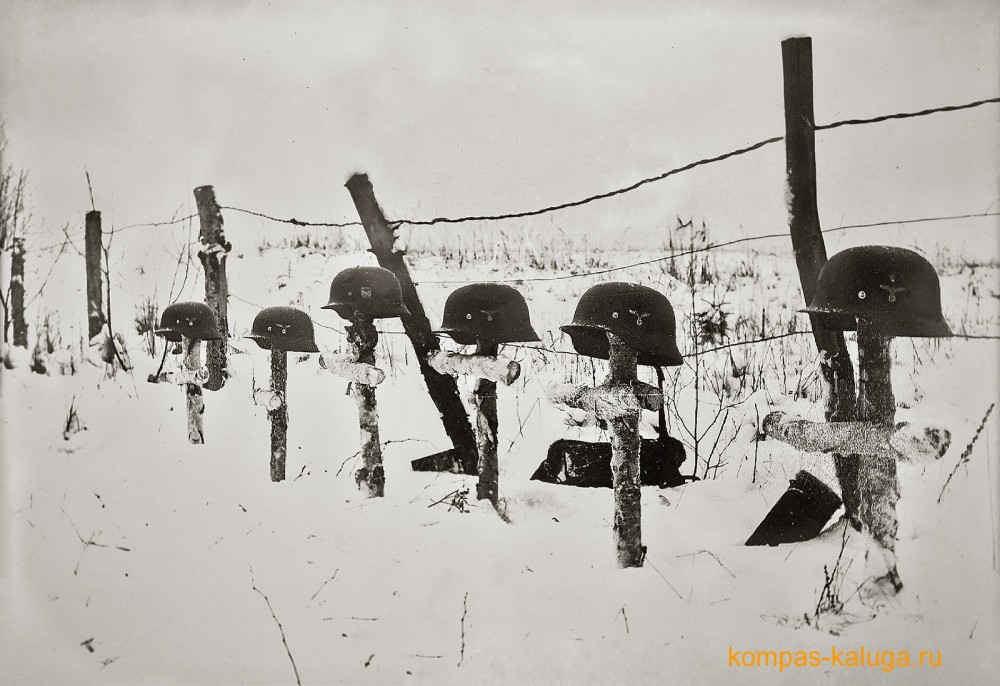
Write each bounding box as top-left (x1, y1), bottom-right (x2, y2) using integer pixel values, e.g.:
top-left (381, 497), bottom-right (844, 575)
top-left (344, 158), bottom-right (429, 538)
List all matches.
top-left (269, 348), bottom-right (289, 482)
top-left (344, 173), bottom-right (479, 475)
top-left (194, 186), bottom-right (230, 391)
top-left (781, 36), bottom-right (860, 527)
top-left (84, 210), bottom-right (106, 340)
top-left (349, 316), bottom-right (385, 497)
top-left (608, 333), bottom-right (644, 567)
top-left (185, 339), bottom-right (205, 444)
top-left (472, 342), bottom-right (500, 508)
top-left (10, 236), bottom-right (27, 348)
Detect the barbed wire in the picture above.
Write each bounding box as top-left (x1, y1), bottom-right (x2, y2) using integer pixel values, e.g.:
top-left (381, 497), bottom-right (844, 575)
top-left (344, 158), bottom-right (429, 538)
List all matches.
top-left (412, 211), bottom-right (1000, 286)
top-left (220, 206), bottom-right (363, 229)
top-left (816, 97), bottom-right (1000, 131)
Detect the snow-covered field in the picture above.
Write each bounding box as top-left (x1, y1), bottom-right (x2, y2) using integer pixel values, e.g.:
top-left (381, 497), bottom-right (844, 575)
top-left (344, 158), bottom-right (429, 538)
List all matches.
top-left (2, 228), bottom-right (999, 685)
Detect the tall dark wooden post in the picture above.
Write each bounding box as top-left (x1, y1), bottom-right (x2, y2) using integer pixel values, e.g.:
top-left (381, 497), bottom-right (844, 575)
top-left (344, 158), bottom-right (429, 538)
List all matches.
top-left (349, 316), bottom-right (385, 497)
top-left (194, 186), bottom-right (230, 392)
top-left (269, 348), bottom-right (288, 482)
top-left (10, 237), bottom-right (27, 348)
top-left (84, 211), bottom-right (106, 340)
top-left (345, 173), bottom-right (479, 475)
top-left (608, 333), bottom-right (643, 568)
top-left (473, 342), bottom-right (500, 508)
top-left (782, 36), bottom-right (860, 527)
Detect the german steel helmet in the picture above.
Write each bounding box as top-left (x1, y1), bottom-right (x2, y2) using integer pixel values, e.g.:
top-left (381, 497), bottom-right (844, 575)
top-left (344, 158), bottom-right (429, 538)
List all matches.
top-left (246, 306), bottom-right (320, 353)
top-left (801, 246), bottom-right (952, 338)
top-left (560, 282), bottom-right (683, 366)
top-left (435, 283), bottom-right (540, 346)
top-left (322, 266), bottom-right (411, 320)
top-left (154, 302), bottom-right (223, 342)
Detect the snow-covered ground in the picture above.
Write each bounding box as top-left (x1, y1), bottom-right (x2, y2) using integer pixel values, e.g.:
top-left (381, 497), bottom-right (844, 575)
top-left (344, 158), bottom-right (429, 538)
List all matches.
top-left (2, 230), bottom-right (999, 685)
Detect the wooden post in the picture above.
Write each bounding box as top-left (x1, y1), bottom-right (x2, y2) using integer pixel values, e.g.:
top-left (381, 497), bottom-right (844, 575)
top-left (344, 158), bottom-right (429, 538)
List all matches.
top-left (269, 348), bottom-right (288, 482)
top-left (348, 316), bottom-right (384, 497)
top-left (84, 210), bottom-right (106, 340)
top-left (473, 342), bottom-right (500, 508)
top-left (608, 333), bottom-right (643, 568)
top-left (193, 186), bottom-right (230, 392)
top-left (856, 318), bottom-right (901, 592)
top-left (184, 339), bottom-right (205, 444)
top-left (782, 37), bottom-right (860, 526)
top-left (345, 173), bottom-right (479, 475)
top-left (10, 236), bottom-right (27, 348)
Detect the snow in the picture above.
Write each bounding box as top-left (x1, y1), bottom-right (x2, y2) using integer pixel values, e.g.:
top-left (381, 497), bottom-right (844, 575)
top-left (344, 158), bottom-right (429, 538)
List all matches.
top-left (2, 239), bottom-right (999, 684)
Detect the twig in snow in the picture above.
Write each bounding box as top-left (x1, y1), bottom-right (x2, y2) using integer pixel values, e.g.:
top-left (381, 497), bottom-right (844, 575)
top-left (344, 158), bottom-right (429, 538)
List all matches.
top-left (308, 569), bottom-right (339, 603)
top-left (644, 558), bottom-right (684, 600)
top-left (364, 654), bottom-right (375, 668)
top-left (675, 549), bottom-right (736, 578)
top-left (458, 592), bottom-right (469, 667)
top-left (617, 606), bottom-right (630, 634)
top-left (249, 565), bottom-right (301, 686)
top-left (938, 402), bottom-right (995, 503)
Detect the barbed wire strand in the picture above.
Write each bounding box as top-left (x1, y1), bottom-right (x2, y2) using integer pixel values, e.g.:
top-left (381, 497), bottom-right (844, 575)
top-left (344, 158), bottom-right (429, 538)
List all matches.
top-left (221, 206), bottom-right (363, 229)
top-left (816, 97), bottom-right (1000, 131)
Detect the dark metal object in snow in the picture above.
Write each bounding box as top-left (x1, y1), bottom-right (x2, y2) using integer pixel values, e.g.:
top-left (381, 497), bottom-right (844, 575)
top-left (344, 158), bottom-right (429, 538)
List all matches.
top-left (154, 302), bottom-right (223, 343)
top-left (531, 436), bottom-right (687, 489)
top-left (345, 173), bottom-right (479, 475)
top-left (434, 283), bottom-right (539, 346)
top-left (745, 470), bottom-right (842, 547)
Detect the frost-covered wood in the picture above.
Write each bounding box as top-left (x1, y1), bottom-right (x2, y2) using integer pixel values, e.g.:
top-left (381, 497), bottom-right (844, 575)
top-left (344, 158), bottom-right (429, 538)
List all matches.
top-left (184, 339), bottom-right (205, 444)
top-left (427, 350), bottom-right (521, 386)
top-left (318, 352), bottom-right (386, 386)
top-left (348, 318), bottom-right (384, 498)
top-left (152, 365), bottom-right (210, 386)
top-left (470, 342), bottom-right (501, 509)
top-left (253, 388), bottom-right (284, 411)
top-left (11, 237), bottom-right (27, 347)
top-left (269, 348), bottom-right (288, 482)
top-left (762, 411), bottom-right (950, 465)
top-left (856, 319), bottom-right (902, 594)
top-left (608, 333), bottom-right (644, 568)
top-left (548, 380), bottom-right (663, 419)
top-left (194, 185), bottom-right (230, 392)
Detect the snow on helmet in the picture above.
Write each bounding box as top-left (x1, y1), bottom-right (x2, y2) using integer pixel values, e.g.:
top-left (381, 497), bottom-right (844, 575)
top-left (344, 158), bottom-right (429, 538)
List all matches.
top-left (560, 282), bottom-right (683, 367)
top-left (155, 301), bottom-right (223, 342)
top-left (246, 306), bottom-right (320, 353)
top-left (322, 266), bottom-right (411, 320)
top-left (435, 283), bottom-right (540, 346)
top-left (801, 246), bottom-right (952, 338)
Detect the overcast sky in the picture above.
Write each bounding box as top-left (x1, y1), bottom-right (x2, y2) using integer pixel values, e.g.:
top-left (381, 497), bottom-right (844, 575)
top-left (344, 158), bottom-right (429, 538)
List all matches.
top-left (2, 1), bottom-right (998, 254)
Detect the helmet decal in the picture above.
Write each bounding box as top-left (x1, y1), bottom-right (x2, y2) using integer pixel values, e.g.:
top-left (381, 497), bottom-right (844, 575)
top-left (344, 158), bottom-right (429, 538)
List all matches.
top-left (628, 309), bottom-right (650, 326)
top-left (880, 273), bottom-right (906, 303)
top-left (361, 286), bottom-right (372, 299)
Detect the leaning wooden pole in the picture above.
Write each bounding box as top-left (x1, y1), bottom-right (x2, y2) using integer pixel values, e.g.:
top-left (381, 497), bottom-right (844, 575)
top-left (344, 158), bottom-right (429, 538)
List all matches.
top-left (608, 333), bottom-right (643, 568)
top-left (473, 342), bottom-right (500, 508)
top-left (782, 36), bottom-right (860, 526)
top-left (349, 316), bottom-right (385, 497)
top-left (345, 173), bottom-right (479, 475)
top-left (10, 237), bottom-right (27, 348)
top-left (194, 186), bottom-right (231, 392)
top-left (84, 210), bottom-right (106, 340)
top-left (269, 348), bottom-right (289, 482)
top-left (184, 338), bottom-right (205, 444)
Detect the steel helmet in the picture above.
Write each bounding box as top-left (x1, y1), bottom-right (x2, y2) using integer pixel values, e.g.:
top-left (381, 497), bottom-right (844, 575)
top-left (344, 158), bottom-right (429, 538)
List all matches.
top-left (155, 301), bottom-right (223, 342)
top-left (560, 282), bottom-right (683, 366)
top-left (322, 266), bottom-right (411, 320)
top-left (435, 283), bottom-right (540, 346)
top-left (801, 246), bottom-right (952, 338)
top-left (246, 306), bottom-right (320, 353)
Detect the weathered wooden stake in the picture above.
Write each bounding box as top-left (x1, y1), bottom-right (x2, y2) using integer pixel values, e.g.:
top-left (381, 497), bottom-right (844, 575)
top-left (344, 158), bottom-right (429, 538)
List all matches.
top-left (84, 210), bottom-right (106, 340)
top-left (608, 333), bottom-right (643, 568)
top-left (473, 342), bottom-right (500, 508)
top-left (194, 186), bottom-right (230, 392)
top-left (184, 338), bottom-right (205, 444)
top-left (348, 316), bottom-right (384, 497)
top-left (10, 236), bottom-right (27, 348)
top-left (345, 173), bottom-right (479, 474)
top-left (269, 347), bottom-right (288, 482)
top-left (782, 36), bottom-right (860, 526)
top-left (856, 318), bottom-right (901, 592)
